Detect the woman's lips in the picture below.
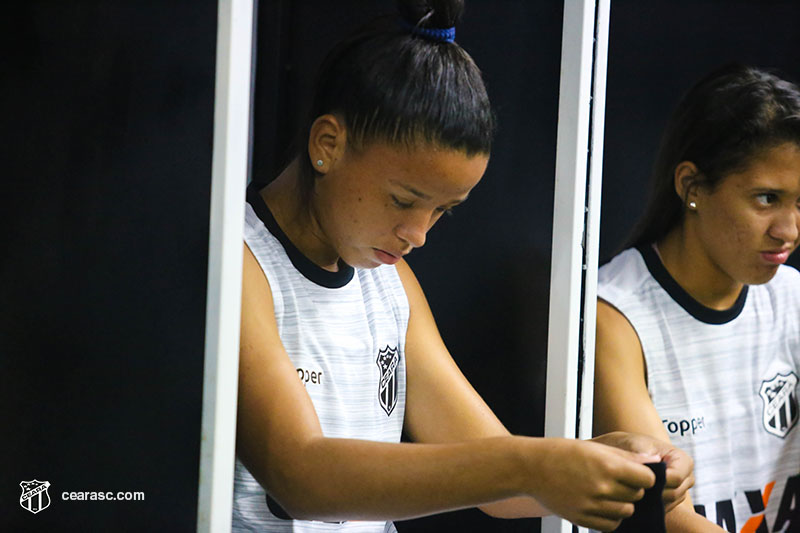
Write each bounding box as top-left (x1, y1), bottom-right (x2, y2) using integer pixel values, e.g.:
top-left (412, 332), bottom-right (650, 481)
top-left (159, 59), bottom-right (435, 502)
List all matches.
top-left (761, 249), bottom-right (791, 265)
top-left (374, 249), bottom-right (400, 265)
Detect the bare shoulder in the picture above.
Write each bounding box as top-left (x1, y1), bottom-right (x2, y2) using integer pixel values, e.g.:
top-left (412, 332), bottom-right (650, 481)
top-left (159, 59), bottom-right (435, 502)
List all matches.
top-left (242, 242), bottom-right (272, 308)
top-left (596, 299), bottom-right (642, 353)
top-left (393, 259), bottom-right (438, 326)
top-left (394, 259), bottom-right (424, 301)
top-left (393, 258), bottom-right (414, 284)
top-left (595, 298), bottom-right (646, 380)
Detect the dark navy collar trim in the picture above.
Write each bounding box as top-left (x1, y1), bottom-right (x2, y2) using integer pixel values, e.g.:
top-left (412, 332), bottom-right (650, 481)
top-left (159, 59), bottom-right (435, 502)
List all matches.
top-left (637, 244), bottom-right (748, 325)
top-left (246, 184), bottom-right (354, 289)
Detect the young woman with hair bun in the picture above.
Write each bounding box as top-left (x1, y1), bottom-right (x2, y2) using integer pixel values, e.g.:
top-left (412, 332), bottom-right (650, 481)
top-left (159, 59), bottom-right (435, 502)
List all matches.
top-left (235, 1), bottom-right (693, 531)
top-left (594, 64), bottom-right (800, 532)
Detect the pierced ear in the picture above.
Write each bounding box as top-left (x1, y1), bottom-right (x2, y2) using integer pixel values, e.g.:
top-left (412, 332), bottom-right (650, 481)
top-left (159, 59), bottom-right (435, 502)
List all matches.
top-left (307, 114), bottom-right (346, 173)
top-left (674, 161), bottom-right (701, 208)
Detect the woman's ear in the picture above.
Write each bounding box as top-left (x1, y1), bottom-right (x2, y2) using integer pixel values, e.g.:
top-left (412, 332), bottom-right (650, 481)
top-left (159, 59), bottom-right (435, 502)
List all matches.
top-left (673, 161), bottom-right (701, 209)
top-left (307, 114), bottom-right (347, 174)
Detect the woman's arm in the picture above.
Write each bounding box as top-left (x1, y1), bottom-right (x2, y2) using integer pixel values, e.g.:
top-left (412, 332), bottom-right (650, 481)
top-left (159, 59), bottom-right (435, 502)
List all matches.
top-left (239, 246), bottom-right (548, 523)
top-left (593, 300), bottom-right (724, 532)
top-left (396, 260), bottom-right (691, 524)
top-left (397, 258), bottom-right (542, 518)
top-left (237, 245), bottom-right (662, 530)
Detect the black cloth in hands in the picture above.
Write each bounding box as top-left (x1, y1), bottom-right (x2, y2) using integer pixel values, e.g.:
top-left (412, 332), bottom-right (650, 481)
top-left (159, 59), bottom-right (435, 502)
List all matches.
top-left (613, 462), bottom-right (667, 533)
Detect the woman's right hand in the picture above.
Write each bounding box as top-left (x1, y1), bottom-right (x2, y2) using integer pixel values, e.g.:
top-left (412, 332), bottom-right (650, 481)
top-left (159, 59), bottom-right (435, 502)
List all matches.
top-left (524, 438), bottom-right (658, 531)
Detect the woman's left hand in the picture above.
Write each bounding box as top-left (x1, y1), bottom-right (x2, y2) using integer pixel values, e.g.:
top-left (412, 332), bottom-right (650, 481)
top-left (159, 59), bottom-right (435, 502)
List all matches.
top-left (591, 431), bottom-right (695, 512)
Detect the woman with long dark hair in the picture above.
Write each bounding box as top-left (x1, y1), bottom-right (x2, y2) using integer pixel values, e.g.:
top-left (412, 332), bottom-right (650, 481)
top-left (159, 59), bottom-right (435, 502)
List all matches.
top-left (235, 1), bottom-right (693, 531)
top-left (595, 64), bottom-right (800, 532)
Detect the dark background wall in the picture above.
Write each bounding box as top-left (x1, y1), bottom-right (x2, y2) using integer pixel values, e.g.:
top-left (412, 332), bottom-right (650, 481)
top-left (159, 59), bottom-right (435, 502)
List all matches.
top-left (1, 2), bottom-right (215, 530)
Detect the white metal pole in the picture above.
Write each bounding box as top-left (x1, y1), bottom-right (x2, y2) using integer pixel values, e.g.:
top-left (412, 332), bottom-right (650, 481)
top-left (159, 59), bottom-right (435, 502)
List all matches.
top-left (543, 0), bottom-right (610, 531)
top-left (197, 1), bottom-right (255, 532)
top-left (543, 0), bottom-right (596, 446)
top-left (578, 0), bottom-right (611, 443)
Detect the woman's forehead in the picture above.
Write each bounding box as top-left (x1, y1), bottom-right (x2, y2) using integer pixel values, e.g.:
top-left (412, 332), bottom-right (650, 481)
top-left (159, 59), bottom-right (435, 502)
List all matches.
top-left (355, 143), bottom-right (488, 195)
top-left (720, 142), bottom-right (800, 189)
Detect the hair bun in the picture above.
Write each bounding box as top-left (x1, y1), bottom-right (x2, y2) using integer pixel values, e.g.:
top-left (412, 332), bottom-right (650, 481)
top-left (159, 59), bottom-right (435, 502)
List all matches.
top-left (396, 0), bottom-right (464, 29)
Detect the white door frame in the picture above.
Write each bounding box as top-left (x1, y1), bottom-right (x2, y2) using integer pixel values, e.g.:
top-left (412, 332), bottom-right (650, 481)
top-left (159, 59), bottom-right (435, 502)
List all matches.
top-left (197, 0), bottom-right (256, 531)
top-left (543, 0), bottom-right (611, 531)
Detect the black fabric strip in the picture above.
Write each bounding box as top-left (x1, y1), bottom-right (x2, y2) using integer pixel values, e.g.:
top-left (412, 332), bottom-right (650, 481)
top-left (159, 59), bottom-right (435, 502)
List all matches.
top-left (613, 462), bottom-right (667, 533)
top-left (246, 183), bottom-right (354, 289)
top-left (637, 244), bottom-right (747, 325)
top-left (265, 494), bottom-right (293, 520)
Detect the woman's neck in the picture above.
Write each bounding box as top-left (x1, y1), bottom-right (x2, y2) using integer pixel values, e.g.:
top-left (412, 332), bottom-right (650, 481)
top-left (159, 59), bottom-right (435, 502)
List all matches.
top-left (261, 160), bottom-right (341, 271)
top-left (656, 227), bottom-right (744, 311)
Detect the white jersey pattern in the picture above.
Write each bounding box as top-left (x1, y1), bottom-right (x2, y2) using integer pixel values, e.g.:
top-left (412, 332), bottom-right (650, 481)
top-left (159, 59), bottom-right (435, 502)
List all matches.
top-left (232, 187), bottom-right (409, 533)
top-left (598, 246), bottom-right (800, 533)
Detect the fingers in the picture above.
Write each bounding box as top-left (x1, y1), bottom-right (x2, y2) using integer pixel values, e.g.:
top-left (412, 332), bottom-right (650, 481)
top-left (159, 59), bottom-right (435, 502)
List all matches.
top-left (610, 484), bottom-right (646, 504)
top-left (606, 444), bottom-right (661, 464)
top-left (573, 515), bottom-right (623, 532)
top-left (603, 446), bottom-right (657, 489)
top-left (587, 451), bottom-right (651, 504)
top-left (663, 472), bottom-right (694, 511)
top-left (592, 431), bottom-right (660, 460)
top-left (601, 432), bottom-right (696, 510)
top-left (580, 518), bottom-right (623, 533)
top-left (664, 469), bottom-right (694, 497)
top-left (663, 449), bottom-right (694, 488)
top-left (574, 500), bottom-right (636, 532)
top-left (533, 439), bottom-right (665, 531)
top-left (661, 447), bottom-right (695, 510)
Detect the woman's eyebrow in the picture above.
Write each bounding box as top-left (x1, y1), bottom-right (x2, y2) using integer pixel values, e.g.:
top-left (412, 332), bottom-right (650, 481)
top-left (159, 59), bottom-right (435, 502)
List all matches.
top-left (749, 186), bottom-right (784, 194)
top-left (445, 194), bottom-right (470, 207)
top-left (389, 179), bottom-right (431, 200)
top-left (389, 179), bottom-right (471, 206)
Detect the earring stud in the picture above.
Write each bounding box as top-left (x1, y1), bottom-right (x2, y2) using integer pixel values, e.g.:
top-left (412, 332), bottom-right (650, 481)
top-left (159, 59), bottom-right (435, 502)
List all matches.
top-left (688, 201), bottom-right (697, 210)
top-left (316, 159), bottom-right (324, 167)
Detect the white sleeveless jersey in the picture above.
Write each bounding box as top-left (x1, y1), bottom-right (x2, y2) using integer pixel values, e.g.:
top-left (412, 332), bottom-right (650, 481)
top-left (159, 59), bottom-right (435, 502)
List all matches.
top-left (598, 246), bottom-right (800, 532)
top-left (232, 187), bottom-right (409, 533)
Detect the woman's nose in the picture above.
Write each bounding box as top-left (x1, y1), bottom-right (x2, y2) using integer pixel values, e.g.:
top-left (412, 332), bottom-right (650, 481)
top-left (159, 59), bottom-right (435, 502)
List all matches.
top-left (395, 211), bottom-right (431, 249)
top-left (769, 208), bottom-right (800, 244)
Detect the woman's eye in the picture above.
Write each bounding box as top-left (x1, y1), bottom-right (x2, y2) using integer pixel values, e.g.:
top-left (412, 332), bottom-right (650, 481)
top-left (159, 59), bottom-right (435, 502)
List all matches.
top-left (756, 193), bottom-right (778, 205)
top-left (435, 206), bottom-right (455, 217)
top-left (391, 195), bottom-right (413, 209)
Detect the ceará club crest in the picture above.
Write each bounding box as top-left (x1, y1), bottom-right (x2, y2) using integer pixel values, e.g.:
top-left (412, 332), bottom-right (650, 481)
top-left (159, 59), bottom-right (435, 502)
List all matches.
top-left (20, 479), bottom-right (51, 514)
top-left (376, 345), bottom-right (400, 416)
top-left (760, 372), bottom-right (799, 438)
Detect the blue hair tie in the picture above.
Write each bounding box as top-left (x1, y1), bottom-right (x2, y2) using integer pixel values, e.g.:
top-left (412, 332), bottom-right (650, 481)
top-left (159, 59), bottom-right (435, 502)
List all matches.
top-left (401, 20), bottom-right (456, 43)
